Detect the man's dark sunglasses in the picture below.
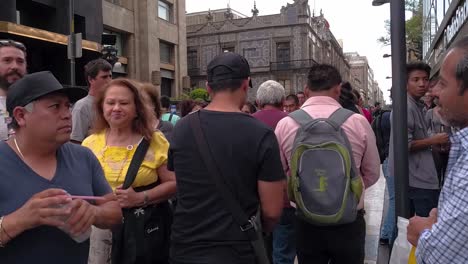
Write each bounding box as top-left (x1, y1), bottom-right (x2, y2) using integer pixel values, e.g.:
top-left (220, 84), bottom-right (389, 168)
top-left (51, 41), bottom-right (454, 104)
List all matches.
top-left (0, 39), bottom-right (26, 52)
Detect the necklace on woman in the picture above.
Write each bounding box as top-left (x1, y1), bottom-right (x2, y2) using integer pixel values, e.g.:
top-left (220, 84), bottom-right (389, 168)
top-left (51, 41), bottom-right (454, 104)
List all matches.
top-left (102, 131), bottom-right (140, 185)
top-left (13, 137), bottom-right (25, 160)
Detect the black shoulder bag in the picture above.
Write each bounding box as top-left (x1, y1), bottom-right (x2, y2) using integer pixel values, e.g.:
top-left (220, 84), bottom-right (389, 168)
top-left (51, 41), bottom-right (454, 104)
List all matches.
top-left (111, 139), bottom-right (172, 264)
top-left (189, 111), bottom-right (270, 264)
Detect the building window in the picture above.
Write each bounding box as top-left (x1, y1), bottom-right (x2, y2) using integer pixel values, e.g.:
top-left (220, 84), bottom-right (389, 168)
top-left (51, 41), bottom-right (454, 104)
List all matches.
top-left (223, 46), bottom-right (235, 53)
top-left (160, 41), bottom-right (174, 64)
top-left (188, 49), bottom-right (198, 70)
top-left (243, 48), bottom-right (259, 59)
top-left (276, 42), bottom-right (290, 62)
top-left (277, 80), bottom-right (291, 94)
top-left (161, 69), bottom-right (174, 97)
top-left (103, 30), bottom-right (124, 56)
top-left (158, 1), bottom-right (172, 22)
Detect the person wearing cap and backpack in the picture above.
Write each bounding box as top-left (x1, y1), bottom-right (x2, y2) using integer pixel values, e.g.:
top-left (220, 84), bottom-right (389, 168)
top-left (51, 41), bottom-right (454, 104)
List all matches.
top-left (275, 64), bottom-right (380, 264)
top-left (168, 52), bottom-right (285, 264)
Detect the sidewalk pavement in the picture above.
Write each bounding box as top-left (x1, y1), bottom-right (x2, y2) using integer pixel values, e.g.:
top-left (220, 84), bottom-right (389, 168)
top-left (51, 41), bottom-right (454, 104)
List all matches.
top-left (364, 168), bottom-right (386, 264)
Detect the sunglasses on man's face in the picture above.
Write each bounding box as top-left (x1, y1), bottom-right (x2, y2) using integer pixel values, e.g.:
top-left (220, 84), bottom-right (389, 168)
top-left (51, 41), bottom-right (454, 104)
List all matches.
top-left (0, 39), bottom-right (26, 52)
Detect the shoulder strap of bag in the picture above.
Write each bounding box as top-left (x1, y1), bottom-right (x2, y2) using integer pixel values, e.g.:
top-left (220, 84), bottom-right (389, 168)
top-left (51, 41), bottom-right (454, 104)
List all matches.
top-left (289, 109), bottom-right (314, 127)
top-left (188, 111), bottom-right (258, 241)
top-left (328, 108), bottom-right (354, 130)
top-left (169, 113), bottom-right (174, 122)
top-left (122, 138), bottom-right (150, 189)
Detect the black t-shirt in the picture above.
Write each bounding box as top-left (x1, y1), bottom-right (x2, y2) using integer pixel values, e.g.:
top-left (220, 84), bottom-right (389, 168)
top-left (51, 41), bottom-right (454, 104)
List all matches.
top-left (168, 110), bottom-right (284, 252)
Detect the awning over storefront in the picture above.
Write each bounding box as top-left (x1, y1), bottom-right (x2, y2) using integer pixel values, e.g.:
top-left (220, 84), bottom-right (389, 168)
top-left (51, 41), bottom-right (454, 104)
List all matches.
top-left (0, 21), bottom-right (101, 52)
top-left (0, 21), bottom-right (103, 86)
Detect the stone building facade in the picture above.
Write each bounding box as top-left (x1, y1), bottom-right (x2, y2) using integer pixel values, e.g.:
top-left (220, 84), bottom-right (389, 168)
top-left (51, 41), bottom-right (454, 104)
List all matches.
top-left (186, 0), bottom-right (350, 99)
top-left (345, 52), bottom-right (383, 106)
top-left (103, 0), bottom-right (188, 97)
top-left (0, 0), bottom-right (188, 96)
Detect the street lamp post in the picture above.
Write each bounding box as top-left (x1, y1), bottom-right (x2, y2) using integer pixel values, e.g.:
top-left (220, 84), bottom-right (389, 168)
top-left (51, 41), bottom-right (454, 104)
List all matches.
top-left (390, 0), bottom-right (410, 219)
top-left (372, 0), bottom-right (390, 6)
top-left (69, 0), bottom-right (75, 87)
top-left (372, 0), bottom-right (411, 219)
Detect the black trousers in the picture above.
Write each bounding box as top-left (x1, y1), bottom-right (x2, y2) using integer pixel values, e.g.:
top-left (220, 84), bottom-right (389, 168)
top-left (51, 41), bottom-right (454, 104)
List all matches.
top-left (296, 210), bottom-right (366, 264)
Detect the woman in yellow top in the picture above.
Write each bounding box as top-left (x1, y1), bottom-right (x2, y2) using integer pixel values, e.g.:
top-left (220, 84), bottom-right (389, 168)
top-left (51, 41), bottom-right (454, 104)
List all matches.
top-left (82, 78), bottom-right (176, 264)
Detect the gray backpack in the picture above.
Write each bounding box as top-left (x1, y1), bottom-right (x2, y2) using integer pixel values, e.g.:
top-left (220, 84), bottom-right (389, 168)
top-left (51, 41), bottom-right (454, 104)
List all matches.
top-left (288, 108), bottom-right (363, 226)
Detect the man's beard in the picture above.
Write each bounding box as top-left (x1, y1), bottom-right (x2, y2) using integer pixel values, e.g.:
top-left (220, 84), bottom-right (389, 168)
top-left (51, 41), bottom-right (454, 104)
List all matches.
top-left (0, 70), bottom-right (24, 90)
top-left (0, 75), bottom-right (10, 90)
top-left (438, 106), bottom-right (462, 128)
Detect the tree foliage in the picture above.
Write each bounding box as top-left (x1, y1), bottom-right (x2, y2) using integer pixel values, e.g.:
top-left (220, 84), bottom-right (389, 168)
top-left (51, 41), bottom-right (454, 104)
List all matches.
top-left (190, 88), bottom-right (209, 101)
top-left (377, 0), bottom-right (423, 59)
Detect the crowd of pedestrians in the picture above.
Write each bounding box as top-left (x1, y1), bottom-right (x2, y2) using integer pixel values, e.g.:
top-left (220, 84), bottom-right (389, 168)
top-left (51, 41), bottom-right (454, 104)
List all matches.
top-left (0, 35), bottom-right (468, 264)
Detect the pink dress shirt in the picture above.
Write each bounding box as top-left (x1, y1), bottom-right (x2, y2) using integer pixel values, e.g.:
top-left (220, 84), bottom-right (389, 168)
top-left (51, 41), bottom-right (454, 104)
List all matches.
top-left (275, 96), bottom-right (380, 209)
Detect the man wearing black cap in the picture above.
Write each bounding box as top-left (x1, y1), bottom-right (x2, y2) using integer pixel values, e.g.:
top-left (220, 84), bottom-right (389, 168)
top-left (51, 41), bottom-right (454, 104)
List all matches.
top-left (168, 52), bottom-right (285, 263)
top-left (0, 71), bottom-right (121, 264)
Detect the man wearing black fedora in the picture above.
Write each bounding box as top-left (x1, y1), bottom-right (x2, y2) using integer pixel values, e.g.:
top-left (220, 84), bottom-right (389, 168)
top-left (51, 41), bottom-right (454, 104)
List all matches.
top-left (0, 71), bottom-right (121, 264)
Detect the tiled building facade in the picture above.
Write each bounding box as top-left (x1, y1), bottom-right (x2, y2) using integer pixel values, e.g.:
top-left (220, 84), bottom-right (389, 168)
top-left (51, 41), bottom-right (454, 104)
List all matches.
top-left (186, 0), bottom-right (350, 99)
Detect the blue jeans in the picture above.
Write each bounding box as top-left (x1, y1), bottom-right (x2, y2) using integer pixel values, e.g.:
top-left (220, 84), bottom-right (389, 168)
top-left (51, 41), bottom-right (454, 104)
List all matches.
top-left (272, 207), bottom-right (296, 264)
top-left (380, 158), bottom-right (397, 243)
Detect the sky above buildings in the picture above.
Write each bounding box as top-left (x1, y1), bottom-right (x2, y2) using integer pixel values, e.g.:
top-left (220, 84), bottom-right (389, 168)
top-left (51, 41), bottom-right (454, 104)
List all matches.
top-left (186, 0), bottom-right (393, 102)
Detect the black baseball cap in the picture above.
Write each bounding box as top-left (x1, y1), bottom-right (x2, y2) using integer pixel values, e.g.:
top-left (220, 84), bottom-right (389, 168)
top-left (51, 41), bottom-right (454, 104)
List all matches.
top-left (7, 71), bottom-right (87, 114)
top-left (207, 52), bottom-right (253, 87)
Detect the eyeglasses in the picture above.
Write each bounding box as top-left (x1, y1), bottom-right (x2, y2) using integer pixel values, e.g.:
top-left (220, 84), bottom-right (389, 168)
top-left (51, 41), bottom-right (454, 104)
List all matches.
top-left (0, 39), bottom-right (26, 52)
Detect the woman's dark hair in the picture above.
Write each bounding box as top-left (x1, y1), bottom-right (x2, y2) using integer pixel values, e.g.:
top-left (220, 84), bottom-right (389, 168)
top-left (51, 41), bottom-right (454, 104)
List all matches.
top-left (93, 78), bottom-right (155, 140)
top-left (140, 82), bottom-right (162, 119)
top-left (351, 88), bottom-right (361, 104)
top-left (340, 82), bottom-right (360, 113)
top-left (179, 99), bottom-right (196, 117)
top-left (244, 102), bottom-right (257, 114)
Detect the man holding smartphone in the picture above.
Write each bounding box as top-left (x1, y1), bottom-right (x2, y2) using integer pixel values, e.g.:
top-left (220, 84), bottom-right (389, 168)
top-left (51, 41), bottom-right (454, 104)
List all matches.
top-left (0, 71), bottom-right (121, 264)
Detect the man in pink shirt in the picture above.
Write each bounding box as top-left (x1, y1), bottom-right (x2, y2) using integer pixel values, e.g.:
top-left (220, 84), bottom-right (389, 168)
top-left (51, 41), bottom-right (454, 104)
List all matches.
top-left (275, 64), bottom-right (380, 264)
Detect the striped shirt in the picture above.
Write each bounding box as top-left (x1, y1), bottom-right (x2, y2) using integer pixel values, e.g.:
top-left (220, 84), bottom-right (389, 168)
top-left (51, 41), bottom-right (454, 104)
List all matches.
top-left (416, 127), bottom-right (468, 263)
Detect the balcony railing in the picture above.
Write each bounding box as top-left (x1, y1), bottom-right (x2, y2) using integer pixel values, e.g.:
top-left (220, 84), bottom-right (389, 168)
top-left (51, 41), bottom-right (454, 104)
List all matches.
top-left (270, 59), bottom-right (318, 71)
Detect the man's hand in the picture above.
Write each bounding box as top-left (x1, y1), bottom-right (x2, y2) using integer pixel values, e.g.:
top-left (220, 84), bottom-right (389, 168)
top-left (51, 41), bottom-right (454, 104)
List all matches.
top-left (66, 199), bottom-right (97, 236)
top-left (431, 133), bottom-right (450, 145)
top-left (407, 208), bottom-right (438, 246)
top-left (115, 186), bottom-right (144, 208)
top-left (11, 189), bottom-right (72, 231)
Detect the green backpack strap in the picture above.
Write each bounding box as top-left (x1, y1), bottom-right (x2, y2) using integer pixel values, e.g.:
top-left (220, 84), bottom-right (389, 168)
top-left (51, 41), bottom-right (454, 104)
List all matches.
top-left (289, 109), bottom-right (314, 127)
top-left (328, 108), bottom-right (363, 200)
